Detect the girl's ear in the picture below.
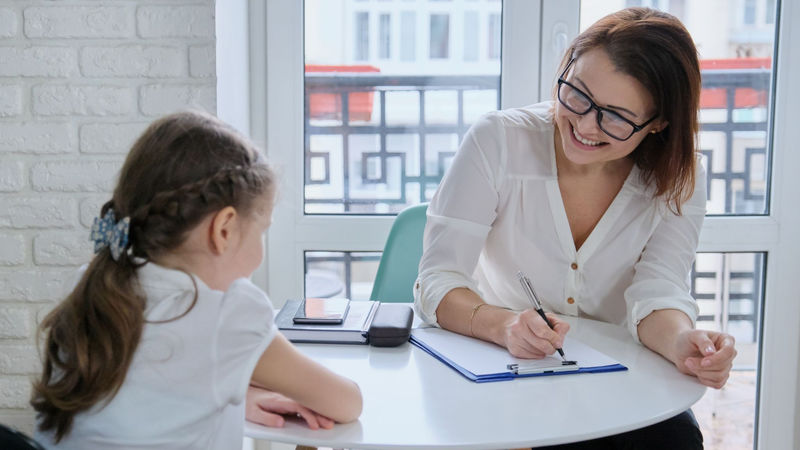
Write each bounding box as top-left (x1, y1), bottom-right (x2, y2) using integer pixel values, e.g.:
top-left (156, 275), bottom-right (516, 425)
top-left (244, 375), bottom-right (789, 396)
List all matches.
top-left (209, 206), bottom-right (239, 255)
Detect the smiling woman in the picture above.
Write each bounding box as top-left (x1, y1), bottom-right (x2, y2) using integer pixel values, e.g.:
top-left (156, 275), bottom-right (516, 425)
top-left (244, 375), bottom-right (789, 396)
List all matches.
top-left (414, 7), bottom-right (735, 449)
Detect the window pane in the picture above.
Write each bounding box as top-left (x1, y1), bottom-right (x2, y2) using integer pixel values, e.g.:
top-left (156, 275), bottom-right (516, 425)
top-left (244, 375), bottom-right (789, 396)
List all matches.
top-left (744, 0), bottom-right (756, 25)
top-left (429, 14), bottom-right (450, 59)
top-left (690, 252), bottom-right (764, 449)
top-left (463, 11), bottom-right (478, 61)
top-left (379, 13), bottom-right (391, 59)
top-left (581, 1), bottom-right (776, 215)
top-left (355, 12), bottom-right (369, 61)
top-left (400, 11), bottom-right (416, 61)
top-left (304, 0), bottom-right (502, 214)
top-left (305, 251), bottom-right (381, 300)
top-left (487, 13), bottom-right (501, 59)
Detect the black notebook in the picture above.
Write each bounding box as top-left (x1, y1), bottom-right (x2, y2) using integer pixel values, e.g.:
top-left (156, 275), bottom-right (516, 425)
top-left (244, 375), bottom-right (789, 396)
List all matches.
top-left (275, 299), bottom-right (379, 344)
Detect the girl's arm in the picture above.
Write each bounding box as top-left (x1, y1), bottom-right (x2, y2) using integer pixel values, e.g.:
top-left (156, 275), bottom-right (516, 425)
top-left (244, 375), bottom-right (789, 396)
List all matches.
top-left (250, 333), bottom-right (362, 423)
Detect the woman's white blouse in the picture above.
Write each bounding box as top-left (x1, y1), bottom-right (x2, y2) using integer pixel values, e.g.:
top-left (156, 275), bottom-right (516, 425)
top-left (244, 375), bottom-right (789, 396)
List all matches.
top-left (413, 101), bottom-right (706, 342)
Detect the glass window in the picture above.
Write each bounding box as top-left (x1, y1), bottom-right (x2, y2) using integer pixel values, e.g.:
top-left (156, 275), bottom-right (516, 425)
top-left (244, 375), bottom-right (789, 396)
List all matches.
top-left (691, 252), bottom-right (764, 448)
top-left (429, 14), bottom-right (450, 59)
top-left (400, 11), bottom-right (416, 61)
top-left (766, 0), bottom-right (776, 24)
top-left (305, 251), bottom-right (380, 300)
top-left (670, 0), bottom-right (687, 22)
top-left (304, 0), bottom-right (501, 214)
top-left (379, 13), bottom-right (391, 59)
top-left (581, 1), bottom-right (775, 216)
top-left (355, 12), bottom-right (370, 61)
top-left (744, 0), bottom-right (757, 25)
top-left (487, 13), bottom-right (501, 60)
top-left (463, 11), bottom-right (479, 61)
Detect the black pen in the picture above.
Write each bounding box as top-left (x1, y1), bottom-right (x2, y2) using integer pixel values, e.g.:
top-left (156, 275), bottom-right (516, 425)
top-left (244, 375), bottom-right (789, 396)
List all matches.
top-left (516, 271), bottom-right (566, 361)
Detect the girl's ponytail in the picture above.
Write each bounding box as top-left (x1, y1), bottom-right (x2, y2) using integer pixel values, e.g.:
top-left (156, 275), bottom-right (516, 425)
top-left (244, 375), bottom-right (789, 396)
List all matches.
top-left (31, 245), bottom-right (145, 442)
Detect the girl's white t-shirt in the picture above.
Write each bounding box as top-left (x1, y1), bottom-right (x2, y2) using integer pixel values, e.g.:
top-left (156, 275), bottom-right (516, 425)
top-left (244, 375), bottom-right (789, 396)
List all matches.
top-left (36, 262), bottom-right (276, 450)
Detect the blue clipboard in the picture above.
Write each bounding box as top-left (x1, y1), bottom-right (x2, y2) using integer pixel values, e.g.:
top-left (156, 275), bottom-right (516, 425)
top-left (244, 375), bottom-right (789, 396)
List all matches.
top-left (410, 328), bottom-right (627, 383)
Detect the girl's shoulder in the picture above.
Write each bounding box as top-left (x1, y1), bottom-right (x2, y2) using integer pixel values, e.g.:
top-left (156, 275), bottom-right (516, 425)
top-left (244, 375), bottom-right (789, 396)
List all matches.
top-left (222, 278), bottom-right (273, 311)
top-left (135, 263), bottom-right (272, 322)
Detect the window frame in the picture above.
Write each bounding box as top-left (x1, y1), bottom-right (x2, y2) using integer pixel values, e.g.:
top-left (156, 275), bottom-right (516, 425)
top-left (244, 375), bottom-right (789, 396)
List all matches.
top-left (259, 0), bottom-right (541, 305)
top-left (250, 1), bottom-right (800, 448)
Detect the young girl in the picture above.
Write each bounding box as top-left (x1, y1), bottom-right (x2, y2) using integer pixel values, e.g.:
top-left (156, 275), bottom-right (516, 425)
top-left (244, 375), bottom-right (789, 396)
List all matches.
top-left (31, 111), bottom-right (362, 449)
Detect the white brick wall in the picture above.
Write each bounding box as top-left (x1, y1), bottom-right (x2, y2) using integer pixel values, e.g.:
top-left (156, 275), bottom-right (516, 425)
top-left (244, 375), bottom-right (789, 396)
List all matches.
top-left (0, 85), bottom-right (23, 117)
top-left (0, 8), bottom-right (18, 38)
top-left (24, 7), bottom-right (135, 39)
top-left (0, 0), bottom-right (216, 432)
top-left (0, 122), bottom-right (75, 154)
top-left (32, 84), bottom-right (135, 116)
top-left (140, 83), bottom-right (215, 116)
top-left (0, 307), bottom-right (30, 339)
top-left (81, 45), bottom-right (186, 78)
top-left (137, 5), bottom-right (214, 38)
top-left (0, 234), bottom-right (25, 266)
top-left (0, 162), bottom-right (25, 192)
top-left (0, 47), bottom-right (79, 77)
top-left (79, 122), bottom-right (149, 154)
top-left (31, 160), bottom-right (121, 192)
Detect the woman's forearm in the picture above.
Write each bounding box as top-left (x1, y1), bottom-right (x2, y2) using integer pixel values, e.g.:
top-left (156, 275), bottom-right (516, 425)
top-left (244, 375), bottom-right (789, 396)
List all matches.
top-left (435, 287), bottom-right (514, 346)
top-left (636, 308), bottom-right (693, 364)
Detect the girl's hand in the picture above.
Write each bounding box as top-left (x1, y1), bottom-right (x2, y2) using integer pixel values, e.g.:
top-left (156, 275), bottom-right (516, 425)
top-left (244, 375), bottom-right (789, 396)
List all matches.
top-left (245, 385), bottom-right (334, 430)
top-left (673, 329), bottom-right (737, 389)
top-left (502, 311), bottom-right (570, 359)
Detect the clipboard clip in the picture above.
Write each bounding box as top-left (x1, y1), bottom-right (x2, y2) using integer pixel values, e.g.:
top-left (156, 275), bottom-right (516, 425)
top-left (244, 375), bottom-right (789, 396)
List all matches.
top-left (507, 360), bottom-right (579, 375)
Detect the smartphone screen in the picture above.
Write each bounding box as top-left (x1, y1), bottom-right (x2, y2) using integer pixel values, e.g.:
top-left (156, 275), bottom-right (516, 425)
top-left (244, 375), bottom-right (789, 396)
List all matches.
top-left (293, 298), bottom-right (350, 324)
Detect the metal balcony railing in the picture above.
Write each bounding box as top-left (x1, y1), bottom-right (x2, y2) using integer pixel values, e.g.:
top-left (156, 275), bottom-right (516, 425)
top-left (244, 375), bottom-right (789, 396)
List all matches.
top-left (304, 74), bottom-right (500, 212)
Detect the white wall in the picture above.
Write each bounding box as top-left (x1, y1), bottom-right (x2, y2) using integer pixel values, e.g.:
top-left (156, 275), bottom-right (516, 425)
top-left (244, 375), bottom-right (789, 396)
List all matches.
top-left (0, 0), bottom-right (216, 434)
top-left (216, 0), bottom-right (249, 136)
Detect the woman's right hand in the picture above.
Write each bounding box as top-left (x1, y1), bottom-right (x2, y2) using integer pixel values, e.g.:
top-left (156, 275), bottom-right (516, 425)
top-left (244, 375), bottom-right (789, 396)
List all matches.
top-left (502, 310), bottom-right (570, 359)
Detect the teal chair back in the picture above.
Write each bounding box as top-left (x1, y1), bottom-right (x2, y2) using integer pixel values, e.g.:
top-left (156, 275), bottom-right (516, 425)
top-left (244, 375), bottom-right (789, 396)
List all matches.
top-left (370, 203), bottom-right (428, 303)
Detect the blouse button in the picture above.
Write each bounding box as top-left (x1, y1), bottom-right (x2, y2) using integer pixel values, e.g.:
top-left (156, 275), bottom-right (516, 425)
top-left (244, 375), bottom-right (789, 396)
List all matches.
top-left (571, 262), bottom-right (578, 270)
top-left (567, 297), bottom-right (575, 305)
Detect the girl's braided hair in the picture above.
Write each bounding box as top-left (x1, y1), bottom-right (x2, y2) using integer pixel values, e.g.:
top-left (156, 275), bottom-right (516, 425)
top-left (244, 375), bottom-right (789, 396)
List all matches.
top-left (32, 111), bottom-right (275, 442)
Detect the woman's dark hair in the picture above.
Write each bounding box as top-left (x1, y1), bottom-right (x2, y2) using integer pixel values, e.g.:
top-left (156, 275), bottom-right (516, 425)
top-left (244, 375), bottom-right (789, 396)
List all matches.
top-left (31, 111), bottom-right (275, 442)
top-left (556, 7), bottom-right (701, 213)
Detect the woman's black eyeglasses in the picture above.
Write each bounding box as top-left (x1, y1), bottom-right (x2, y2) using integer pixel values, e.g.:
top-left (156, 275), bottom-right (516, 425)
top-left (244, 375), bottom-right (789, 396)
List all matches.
top-left (557, 59), bottom-right (658, 141)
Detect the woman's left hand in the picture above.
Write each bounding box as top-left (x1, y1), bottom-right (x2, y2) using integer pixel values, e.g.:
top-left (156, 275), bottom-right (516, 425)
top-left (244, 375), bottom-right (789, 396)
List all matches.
top-left (673, 329), bottom-right (737, 389)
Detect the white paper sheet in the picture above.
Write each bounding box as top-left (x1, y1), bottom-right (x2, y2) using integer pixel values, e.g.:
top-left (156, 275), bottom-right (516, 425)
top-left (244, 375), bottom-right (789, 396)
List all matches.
top-left (411, 327), bottom-right (620, 376)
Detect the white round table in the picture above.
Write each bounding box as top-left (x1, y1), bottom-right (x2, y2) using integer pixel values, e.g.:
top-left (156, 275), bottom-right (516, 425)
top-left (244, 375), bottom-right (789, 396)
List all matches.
top-left (245, 316), bottom-right (706, 449)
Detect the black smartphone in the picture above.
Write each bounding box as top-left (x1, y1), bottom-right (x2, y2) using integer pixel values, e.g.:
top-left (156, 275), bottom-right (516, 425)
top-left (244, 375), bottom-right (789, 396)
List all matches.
top-left (293, 298), bottom-right (351, 324)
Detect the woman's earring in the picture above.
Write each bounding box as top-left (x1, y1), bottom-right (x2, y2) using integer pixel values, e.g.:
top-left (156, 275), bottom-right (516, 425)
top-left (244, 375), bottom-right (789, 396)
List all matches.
top-left (650, 129), bottom-right (658, 134)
